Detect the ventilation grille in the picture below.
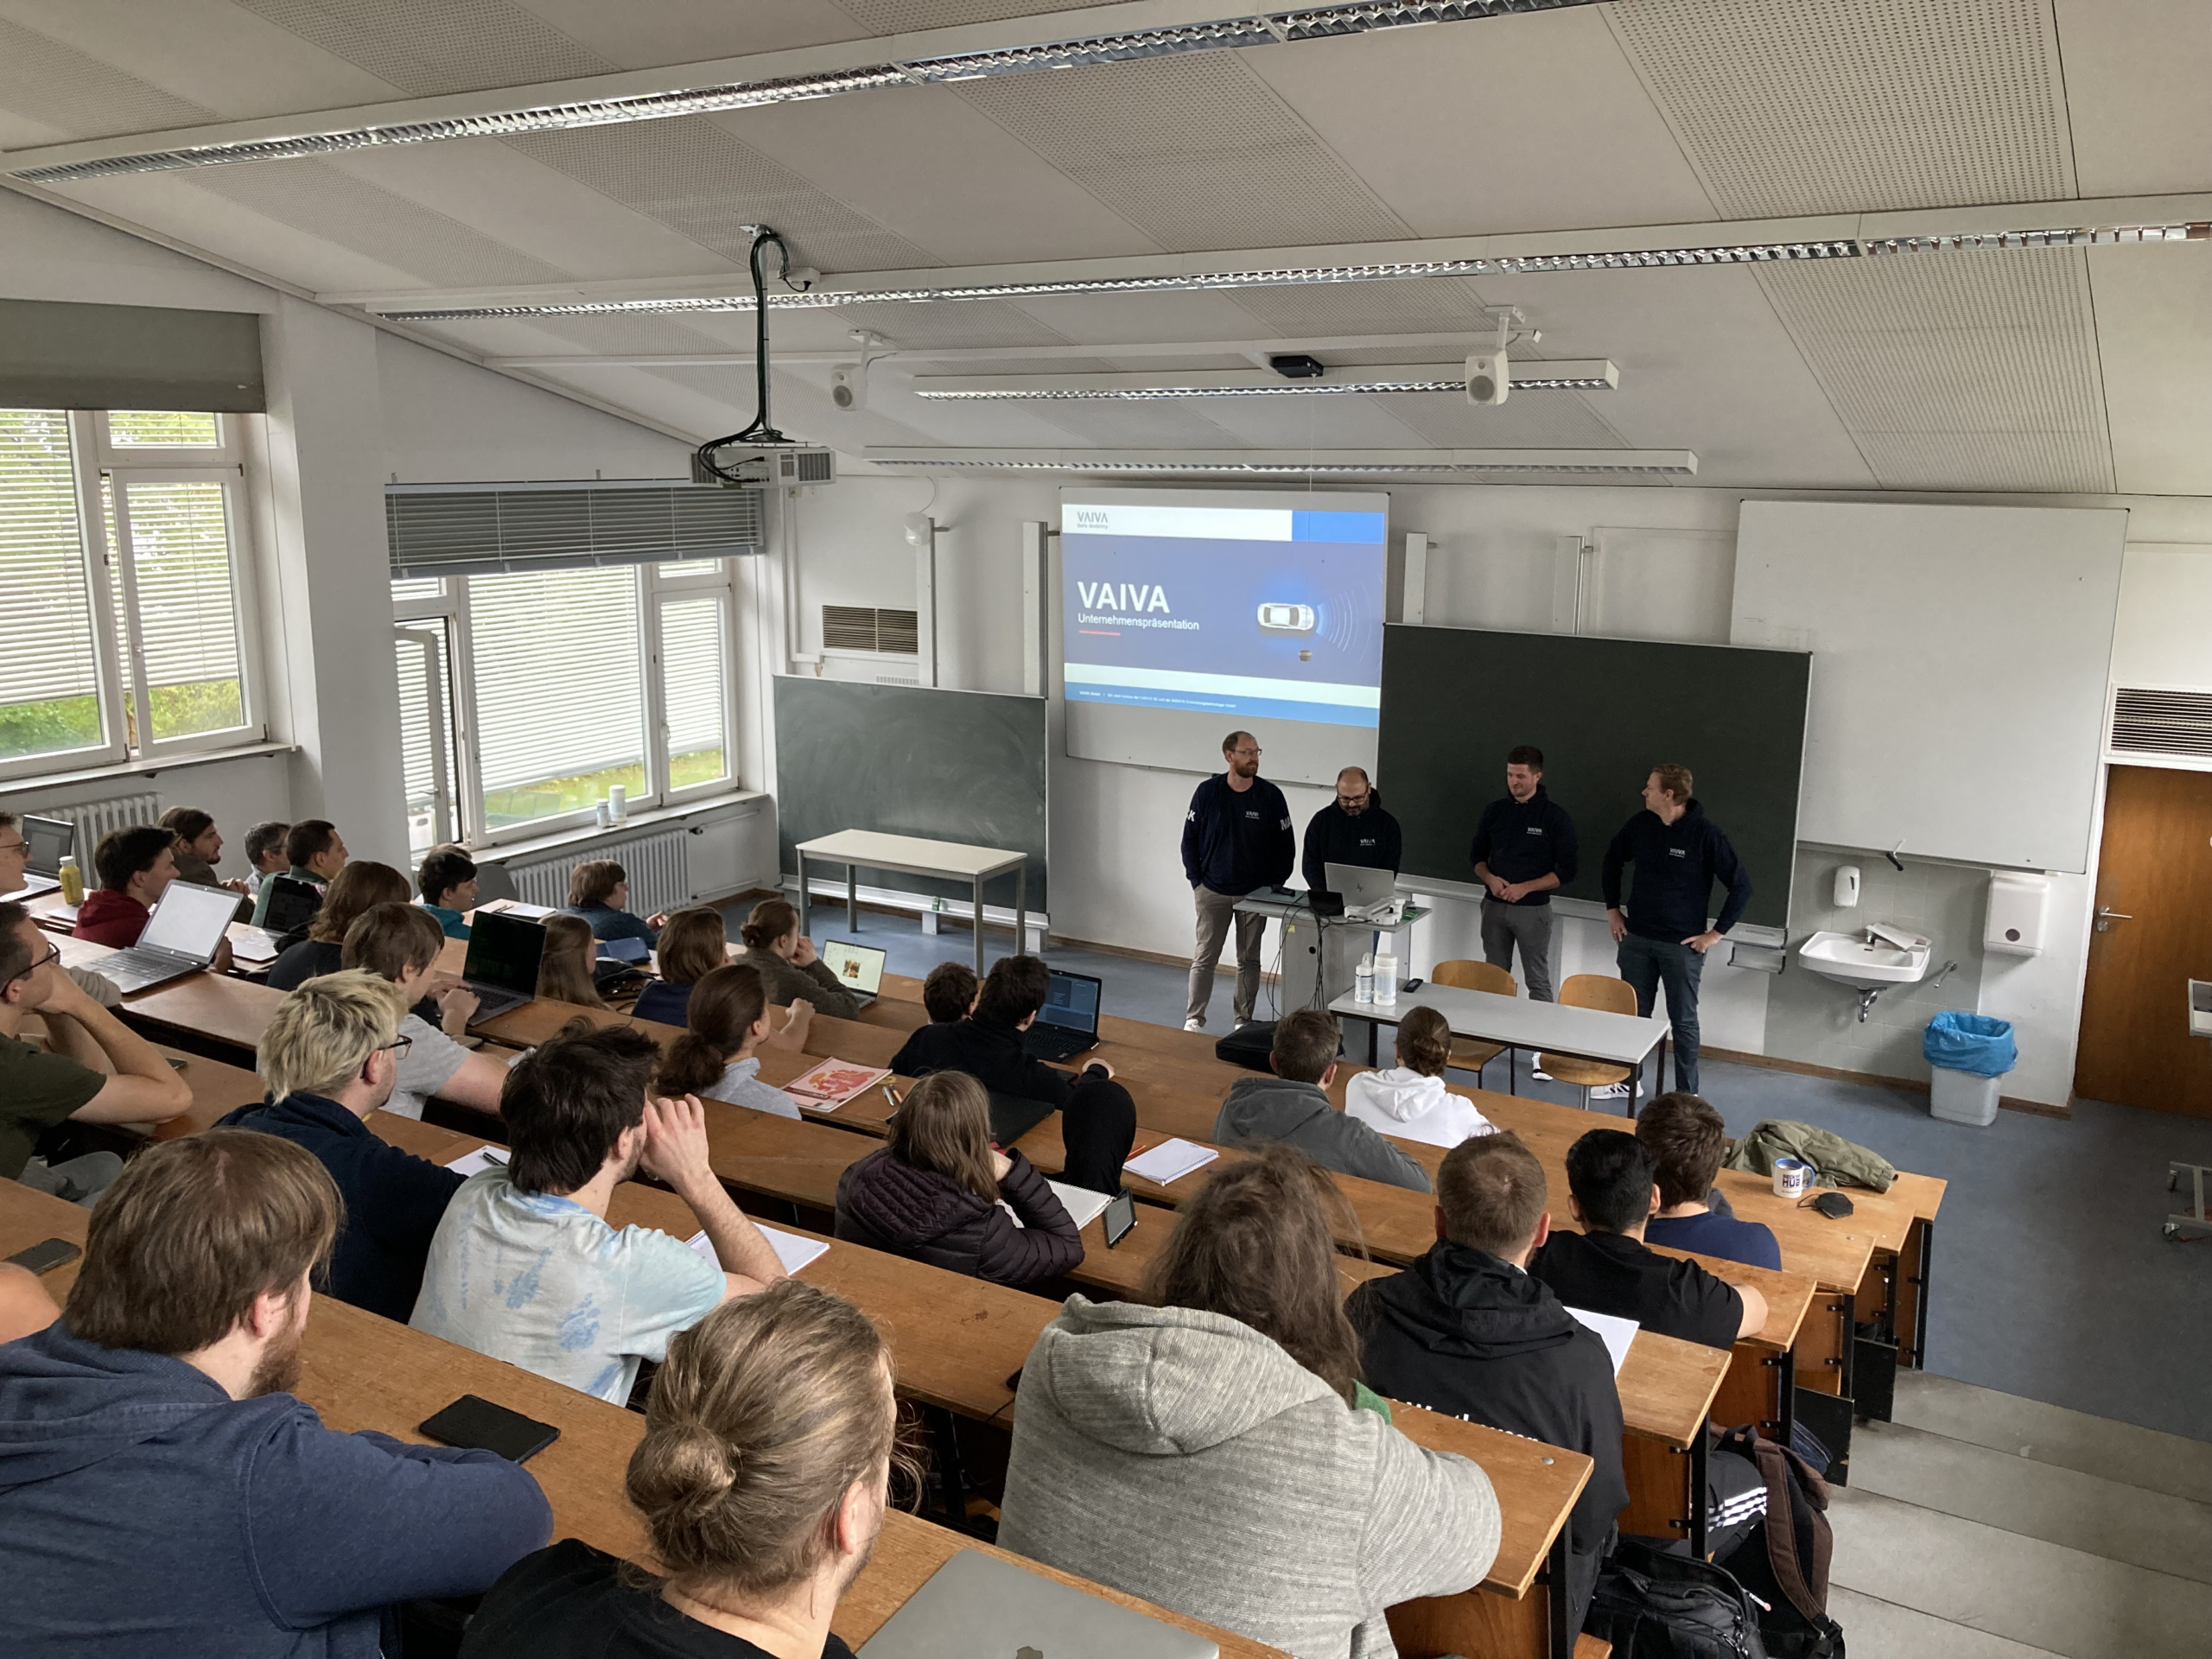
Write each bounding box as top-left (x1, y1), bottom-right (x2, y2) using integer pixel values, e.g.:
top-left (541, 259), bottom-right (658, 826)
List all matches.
top-left (507, 828), bottom-right (691, 918)
top-left (823, 606), bottom-right (919, 654)
top-left (386, 483), bottom-right (763, 576)
top-left (2111, 688), bottom-right (2212, 760)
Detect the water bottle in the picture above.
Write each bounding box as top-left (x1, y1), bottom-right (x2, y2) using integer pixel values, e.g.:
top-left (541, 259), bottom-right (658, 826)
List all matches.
top-left (607, 785), bottom-right (627, 823)
top-left (57, 855), bottom-right (83, 906)
top-left (1374, 949), bottom-right (1398, 1006)
top-left (1354, 955), bottom-right (1375, 1004)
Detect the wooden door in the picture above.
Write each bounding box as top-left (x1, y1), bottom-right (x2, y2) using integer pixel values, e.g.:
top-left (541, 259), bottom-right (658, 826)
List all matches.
top-left (2075, 766), bottom-right (2212, 1115)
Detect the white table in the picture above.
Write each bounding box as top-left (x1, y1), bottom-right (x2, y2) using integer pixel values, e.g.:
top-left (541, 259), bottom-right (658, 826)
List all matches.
top-left (795, 830), bottom-right (1028, 977)
top-left (1326, 982), bottom-right (1673, 1107)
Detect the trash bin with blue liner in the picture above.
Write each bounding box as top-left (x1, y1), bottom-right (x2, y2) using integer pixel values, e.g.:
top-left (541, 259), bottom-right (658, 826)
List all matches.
top-left (1923, 1011), bottom-right (2016, 1126)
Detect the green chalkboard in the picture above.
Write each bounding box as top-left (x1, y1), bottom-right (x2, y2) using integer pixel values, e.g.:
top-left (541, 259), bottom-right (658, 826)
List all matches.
top-left (1376, 626), bottom-right (1808, 931)
top-left (773, 677), bottom-right (1047, 908)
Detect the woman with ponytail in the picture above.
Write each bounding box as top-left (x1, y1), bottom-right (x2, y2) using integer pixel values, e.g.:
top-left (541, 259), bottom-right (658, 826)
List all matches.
top-left (461, 1280), bottom-right (903, 1659)
top-left (656, 965), bottom-right (810, 1119)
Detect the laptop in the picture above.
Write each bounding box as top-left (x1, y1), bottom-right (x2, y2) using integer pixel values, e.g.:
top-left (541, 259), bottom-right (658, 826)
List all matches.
top-left (12, 815), bottom-right (73, 899)
top-left (858, 1548), bottom-right (1217, 1659)
top-left (93, 880), bottom-right (242, 994)
top-left (233, 874), bottom-right (322, 958)
top-left (1022, 968), bottom-right (1103, 1063)
top-left (820, 938), bottom-right (887, 1005)
top-left (457, 909), bottom-right (547, 1019)
top-left (1323, 861), bottom-right (1400, 923)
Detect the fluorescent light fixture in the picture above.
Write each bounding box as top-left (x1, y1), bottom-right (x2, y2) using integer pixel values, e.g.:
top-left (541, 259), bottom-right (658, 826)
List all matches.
top-left (861, 447), bottom-right (1698, 478)
top-left (912, 359), bottom-right (1618, 398)
top-left (376, 221), bottom-right (2206, 321)
top-left (10, 1), bottom-right (1605, 183)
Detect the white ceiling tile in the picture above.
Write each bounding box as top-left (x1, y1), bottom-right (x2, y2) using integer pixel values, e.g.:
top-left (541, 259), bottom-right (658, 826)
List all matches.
top-left (2054, 0), bottom-right (2212, 196)
top-left (1243, 10), bottom-right (1719, 236)
top-left (2090, 245), bottom-right (2212, 495)
top-left (511, 0), bottom-right (869, 67)
top-left (830, 0), bottom-right (1131, 29)
top-left (997, 290), bottom-right (1323, 344)
top-left (227, 0), bottom-right (602, 96)
top-left (1166, 394), bottom-right (1435, 450)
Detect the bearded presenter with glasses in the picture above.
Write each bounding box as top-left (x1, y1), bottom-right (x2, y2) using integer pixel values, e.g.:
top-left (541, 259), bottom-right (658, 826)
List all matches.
top-left (1181, 730), bottom-right (1294, 1033)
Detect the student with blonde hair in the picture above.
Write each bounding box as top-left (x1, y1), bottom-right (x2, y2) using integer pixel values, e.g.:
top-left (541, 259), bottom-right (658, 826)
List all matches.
top-left (1343, 1004), bottom-right (1498, 1149)
top-left (226, 969), bottom-right (466, 1319)
top-left (537, 912), bottom-right (610, 1009)
top-left (654, 963), bottom-right (810, 1116)
top-left (461, 1280), bottom-right (898, 1658)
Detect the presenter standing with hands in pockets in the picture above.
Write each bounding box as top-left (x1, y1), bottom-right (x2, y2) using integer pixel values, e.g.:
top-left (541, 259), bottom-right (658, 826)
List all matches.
top-left (1470, 745), bottom-right (1578, 1001)
top-left (1182, 731), bottom-right (1294, 1032)
top-left (1602, 764), bottom-right (1752, 1096)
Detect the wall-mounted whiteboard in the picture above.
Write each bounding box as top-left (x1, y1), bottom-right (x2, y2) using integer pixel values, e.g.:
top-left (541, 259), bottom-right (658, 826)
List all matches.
top-left (1732, 501), bottom-right (2126, 873)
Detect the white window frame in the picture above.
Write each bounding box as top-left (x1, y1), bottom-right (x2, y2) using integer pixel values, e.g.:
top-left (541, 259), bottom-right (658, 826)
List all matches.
top-left (393, 560), bottom-right (741, 850)
top-left (0, 410), bottom-right (268, 785)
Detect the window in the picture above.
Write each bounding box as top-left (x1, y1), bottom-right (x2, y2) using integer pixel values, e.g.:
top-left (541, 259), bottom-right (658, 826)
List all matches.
top-left (393, 557), bottom-right (741, 846)
top-left (0, 409), bottom-right (264, 779)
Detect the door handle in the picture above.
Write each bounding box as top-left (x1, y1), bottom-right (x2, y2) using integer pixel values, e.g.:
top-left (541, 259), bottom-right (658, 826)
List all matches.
top-left (2095, 906), bottom-right (2133, 933)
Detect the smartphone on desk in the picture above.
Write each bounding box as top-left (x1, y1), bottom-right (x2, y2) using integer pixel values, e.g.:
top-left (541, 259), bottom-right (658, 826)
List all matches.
top-left (1102, 1190), bottom-right (1137, 1249)
top-left (419, 1394), bottom-right (560, 1464)
top-left (6, 1237), bottom-right (80, 1274)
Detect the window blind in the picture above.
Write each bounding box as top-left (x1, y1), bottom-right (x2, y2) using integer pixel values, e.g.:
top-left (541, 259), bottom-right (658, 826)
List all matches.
top-left (0, 300), bottom-right (263, 413)
top-left (467, 566), bottom-right (645, 807)
top-left (0, 410), bottom-right (105, 761)
top-left (387, 482), bottom-right (765, 577)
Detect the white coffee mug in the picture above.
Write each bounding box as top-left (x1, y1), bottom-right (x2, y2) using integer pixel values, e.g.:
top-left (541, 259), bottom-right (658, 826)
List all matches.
top-left (1771, 1155), bottom-right (1811, 1199)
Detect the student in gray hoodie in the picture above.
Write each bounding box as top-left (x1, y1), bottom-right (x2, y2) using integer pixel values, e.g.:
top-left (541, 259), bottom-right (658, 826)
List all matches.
top-left (1212, 1008), bottom-right (1433, 1193)
top-left (999, 1147), bottom-right (1497, 1659)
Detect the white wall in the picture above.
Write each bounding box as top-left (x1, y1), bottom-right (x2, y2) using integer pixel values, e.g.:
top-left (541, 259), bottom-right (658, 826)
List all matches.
top-left (2112, 543), bottom-right (2212, 690)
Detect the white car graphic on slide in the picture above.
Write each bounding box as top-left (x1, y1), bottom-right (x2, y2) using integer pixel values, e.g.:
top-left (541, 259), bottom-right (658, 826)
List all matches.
top-left (1257, 602), bottom-right (1316, 632)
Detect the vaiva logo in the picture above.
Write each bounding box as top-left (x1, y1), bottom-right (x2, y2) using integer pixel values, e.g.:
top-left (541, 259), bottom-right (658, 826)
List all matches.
top-left (1072, 509), bottom-right (1110, 531)
top-left (1076, 582), bottom-right (1172, 613)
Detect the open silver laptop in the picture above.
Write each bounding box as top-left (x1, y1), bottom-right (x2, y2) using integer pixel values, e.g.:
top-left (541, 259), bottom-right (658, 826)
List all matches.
top-left (94, 880), bottom-right (241, 994)
top-left (820, 938), bottom-right (887, 1005)
top-left (1325, 861), bottom-right (1400, 922)
top-left (857, 1549), bottom-right (1217, 1659)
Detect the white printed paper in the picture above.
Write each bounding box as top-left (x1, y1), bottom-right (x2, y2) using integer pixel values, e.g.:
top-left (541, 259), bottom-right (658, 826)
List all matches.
top-left (1001, 1181), bottom-right (1116, 1231)
top-left (1563, 1305), bottom-right (1639, 1377)
top-left (1123, 1138), bottom-right (1220, 1187)
top-left (689, 1224), bottom-right (830, 1276)
top-left (443, 1147), bottom-right (507, 1178)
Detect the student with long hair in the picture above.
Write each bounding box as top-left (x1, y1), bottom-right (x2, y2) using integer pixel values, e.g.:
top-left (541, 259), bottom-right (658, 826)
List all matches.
top-left (632, 906), bottom-right (729, 1025)
top-left (266, 861), bottom-right (412, 991)
top-left (1343, 1003), bottom-right (1498, 1149)
top-left (537, 912), bottom-right (609, 1010)
top-left (733, 899), bottom-right (859, 1020)
top-left (834, 1071), bottom-right (1080, 1288)
top-left (653, 964), bottom-right (810, 1117)
top-left (997, 1146), bottom-right (1499, 1659)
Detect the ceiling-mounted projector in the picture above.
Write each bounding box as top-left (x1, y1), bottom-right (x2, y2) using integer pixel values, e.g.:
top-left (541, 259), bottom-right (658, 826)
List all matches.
top-left (690, 447), bottom-right (836, 486)
top-left (1465, 348), bottom-right (1510, 406)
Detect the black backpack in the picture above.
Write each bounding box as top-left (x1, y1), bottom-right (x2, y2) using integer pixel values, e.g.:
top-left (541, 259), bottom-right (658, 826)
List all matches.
top-left (1585, 1537), bottom-right (1769, 1659)
top-left (1712, 1426), bottom-right (1847, 1659)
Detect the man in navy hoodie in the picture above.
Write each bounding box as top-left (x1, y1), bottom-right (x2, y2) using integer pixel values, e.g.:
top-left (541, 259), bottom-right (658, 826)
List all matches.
top-left (1600, 764), bottom-right (1753, 1095)
top-left (1180, 728), bottom-right (1294, 1032)
top-left (0, 1129), bottom-right (550, 1658)
top-left (1469, 745), bottom-right (1579, 1001)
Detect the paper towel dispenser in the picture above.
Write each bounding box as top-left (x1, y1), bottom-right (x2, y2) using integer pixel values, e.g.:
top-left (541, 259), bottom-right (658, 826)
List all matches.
top-left (1986, 871), bottom-right (2049, 957)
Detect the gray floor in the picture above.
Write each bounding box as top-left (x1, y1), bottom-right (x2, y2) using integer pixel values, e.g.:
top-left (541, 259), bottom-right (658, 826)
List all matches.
top-left (750, 906), bottom-right (2212, 1448)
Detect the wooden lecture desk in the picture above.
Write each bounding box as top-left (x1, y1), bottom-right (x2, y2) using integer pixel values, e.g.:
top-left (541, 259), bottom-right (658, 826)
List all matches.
top-left (796, 830), bottom-right (1029, 978)
top-left (0, 1176), bottom-right (1287, 1659)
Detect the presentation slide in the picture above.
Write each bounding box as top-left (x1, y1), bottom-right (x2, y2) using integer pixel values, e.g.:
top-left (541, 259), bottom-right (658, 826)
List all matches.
top-left (1059, 493), bottom-right (1388, 729)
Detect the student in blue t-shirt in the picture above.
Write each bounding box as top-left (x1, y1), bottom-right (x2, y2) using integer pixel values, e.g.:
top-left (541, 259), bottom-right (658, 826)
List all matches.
top-left (1635, 1093), bottom-right (1782, 1270)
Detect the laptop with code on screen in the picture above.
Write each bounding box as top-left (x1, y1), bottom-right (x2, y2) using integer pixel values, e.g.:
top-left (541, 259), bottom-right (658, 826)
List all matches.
top-left (1022, 969), bottom-right (1103, 1063)
top-left (459, 910), bottom-right (546, 1019)
top-left (819, 938), bottom-right (886, 1005)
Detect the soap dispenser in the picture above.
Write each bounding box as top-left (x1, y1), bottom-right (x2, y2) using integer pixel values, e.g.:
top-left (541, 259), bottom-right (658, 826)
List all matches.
top-left (1834, 865), bottom-right (1861, 908)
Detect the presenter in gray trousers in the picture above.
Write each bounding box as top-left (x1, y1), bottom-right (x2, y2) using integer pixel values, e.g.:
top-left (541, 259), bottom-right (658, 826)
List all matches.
top-left (1180, 731), bottom-right (1295, 1031)
top-left (1469, 746), bottom-right (1580, 1001)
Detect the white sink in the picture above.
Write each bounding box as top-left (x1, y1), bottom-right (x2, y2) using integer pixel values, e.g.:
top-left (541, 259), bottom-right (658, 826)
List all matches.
top-left (1798, 928), bottom-right (1932, 988)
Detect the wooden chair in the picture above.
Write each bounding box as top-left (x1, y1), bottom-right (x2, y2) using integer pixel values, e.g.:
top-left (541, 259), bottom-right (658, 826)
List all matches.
top-left (1539, 973), bottom-right (1641, 1112)
top-left (1428, 959), bottom-right (1516, 1088)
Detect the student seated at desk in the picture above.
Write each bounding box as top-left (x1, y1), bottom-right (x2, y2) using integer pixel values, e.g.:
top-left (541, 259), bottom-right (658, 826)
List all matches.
top-left (251, 817), bottom-right (348, 927)
top-left (1351, 1131), bottom-right (1626, 1630)
top-left (734, 898), bottom-right (861, 1020)
top-left (1213, 1008), bottom-right (1432, 1193)
top-left (835, 1071), bottom-right (1082, 1288)
top-left (540, 912), bottom-right (613, 1009)
top-left (412, 1020), bottom-right (788, 1404)
top-left (224, 970), bottom-right (465, 1320)
top-left (341, 904), bottom-right (510, 1119)
top-left (0, 1262), bottom-right (60, 1344)
top-left (0, 814), bottom-right (120, 1006)
top-left (1343, 1004), bottom-right (1499, 1150)
top-left (631, 905), bottom-right (729, 1025)
top-left (1637, 1092), bottom-right (1782, 1270)
top-left (1529, 1128), bottom-right (1768, 1350)
top-left (461, 1280), bottom-right (890, 1659)
top-left (999, 1147), bottom-right (1498, 1659)
top-left (655, 963), bottom-right (810, 1116)
top-left (564, 857), bottom-right (667, 946)
top-left (0, 899), bottom-right (191, 1203)
top-left (0, 1130), bottom-right (551, 1658)
top-left (921, 959), bottom-right (978, 1022)
top-left (417, 843), bottom-right (478, 939)
top-left (889, 954), bottom-right (1136, 1194)
top-left (75, 827), bottom-right (236, 978)
top-left (266, 861), bottom-right (411, 989)
top-left (159, 805), bottom-right (250, 896)
top-left (242, 818), bottom-right (290, 902)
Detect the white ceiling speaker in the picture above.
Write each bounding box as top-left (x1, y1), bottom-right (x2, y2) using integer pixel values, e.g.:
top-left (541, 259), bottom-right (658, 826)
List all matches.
top-left (1465, 348), bottom-right (1510, 406)
top-left (830, 363), bottom-right (866, 411)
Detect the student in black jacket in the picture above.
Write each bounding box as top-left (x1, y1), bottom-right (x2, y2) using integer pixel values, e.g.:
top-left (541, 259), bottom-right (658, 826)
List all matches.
top-left (1599, 764), bottom-right (1751, 1095)
top-left (1350, 1130), bottom-right (1626, 1631)
top-left (1468, 745), bottom-right (1578, 1001)
top-left (1300, 766), bottom-right (1402, 899)
top-left (1179, 728), bottom-right (1294, 1032)
top-left (1529, 1128), bottom-right (1768, 1351)
top-left (887, 954), bottom-right (1135, 1193)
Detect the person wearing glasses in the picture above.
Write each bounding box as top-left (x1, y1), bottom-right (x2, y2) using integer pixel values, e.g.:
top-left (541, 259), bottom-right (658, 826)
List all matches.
top-left (1300, 766), bottom-right (1402, 904)
top-left (0, 812), bottom-right (123, 1007)
top-left (0, 899), bottom-right (191, 1204)
top-left (1181, 729), bottom-right (1295, 1033)
top-left (222, 970), bottom-right (465, 1322)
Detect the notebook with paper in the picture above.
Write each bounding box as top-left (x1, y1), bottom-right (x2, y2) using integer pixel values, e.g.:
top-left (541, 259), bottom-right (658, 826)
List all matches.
top-left (1123, 1139), bottom-right (1219, 1186)
top-left (857, 1548), bottom-right (1217, 1659)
